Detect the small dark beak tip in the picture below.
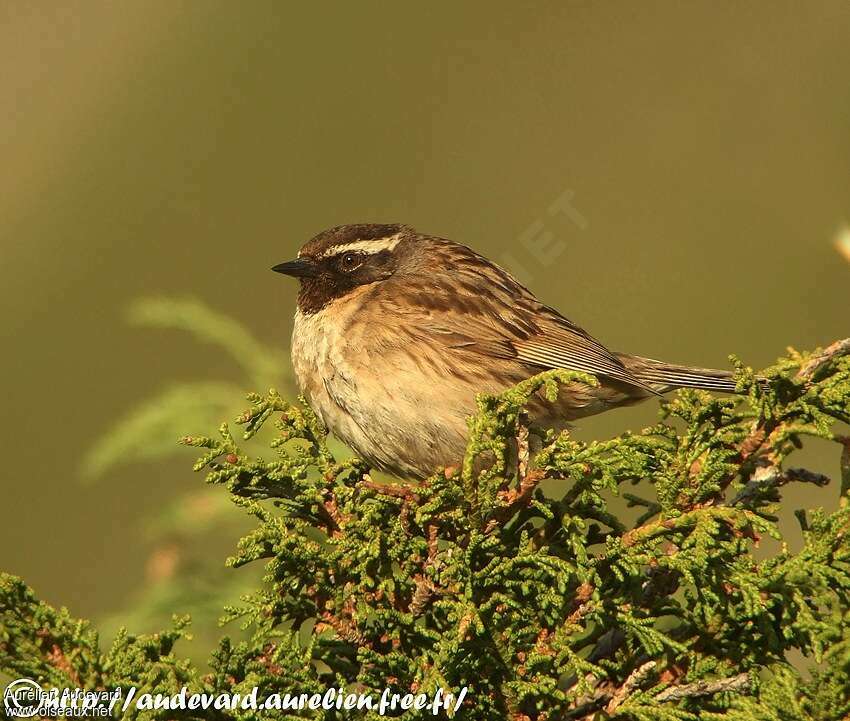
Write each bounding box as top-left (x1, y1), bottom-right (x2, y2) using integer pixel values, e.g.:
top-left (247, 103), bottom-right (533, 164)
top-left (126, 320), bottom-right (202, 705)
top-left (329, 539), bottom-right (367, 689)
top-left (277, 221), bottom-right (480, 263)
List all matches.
top-left (271, 258), bottom-right (317, 278)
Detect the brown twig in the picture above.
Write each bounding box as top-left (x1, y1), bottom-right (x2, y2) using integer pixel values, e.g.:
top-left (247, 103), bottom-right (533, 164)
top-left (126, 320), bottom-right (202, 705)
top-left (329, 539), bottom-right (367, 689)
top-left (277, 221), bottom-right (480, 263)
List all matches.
top-left (485, 468), bottom-right (544, 534)
top-left (517, 413), bottom-right (531, 480)
top-left (653, 672), bottom-right (750, 702)
top-left (44, 641), bottom-right (81, 687)
top-left (408, 574), bottom-right (435, 616)
top-left (426, 523), bottom-right (439, 560)
top-left (716, 423), bottom-right (775, 502)
top-left (620, 506), bottom-right (754, 548)
top-left (317, 595), bottom-right (371, 648)
top-left (359, 477), bottom-right (421, 502)
top-left (565, 585), bottom-right (594, 627)
top-left (256, 643), bottom-right (285, 677)
top-left (796, 337), bottom-right (850, 382)
top-left (566, 668), bottom-right (750, 719)
top-left (838, 435), bottom-right (850, 506)
top-left (718, 337), bottom-right (847, 501)
top-left (319, 490), bottom-right (344, 537)
top-left (406, 524), bottom-right (442, 616)
top-left (480, 413), bottom-right (545, 534)
top-left (719, 337), bottom-right (849, 503)
top-left (605, 661), bottom-right (657, 713)
top-left (730, 464), bottom-right (830, 506)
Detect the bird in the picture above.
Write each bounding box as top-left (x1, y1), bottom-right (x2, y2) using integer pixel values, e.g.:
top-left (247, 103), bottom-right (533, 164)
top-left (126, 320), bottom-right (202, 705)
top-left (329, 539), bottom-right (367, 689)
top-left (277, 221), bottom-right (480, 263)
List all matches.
top-left (272, 223), bottom-right (738, 480)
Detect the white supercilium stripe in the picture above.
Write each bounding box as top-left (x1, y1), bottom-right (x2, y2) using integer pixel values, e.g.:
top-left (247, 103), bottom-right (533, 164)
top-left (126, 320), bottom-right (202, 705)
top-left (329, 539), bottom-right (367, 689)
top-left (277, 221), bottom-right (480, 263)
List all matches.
top-left (318, 233), bottom-right (404, 259)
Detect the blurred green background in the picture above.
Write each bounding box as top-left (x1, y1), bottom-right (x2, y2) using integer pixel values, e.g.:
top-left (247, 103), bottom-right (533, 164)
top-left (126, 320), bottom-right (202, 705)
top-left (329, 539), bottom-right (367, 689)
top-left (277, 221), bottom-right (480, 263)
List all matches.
top-left (1, 1), bottom-right (848, 656)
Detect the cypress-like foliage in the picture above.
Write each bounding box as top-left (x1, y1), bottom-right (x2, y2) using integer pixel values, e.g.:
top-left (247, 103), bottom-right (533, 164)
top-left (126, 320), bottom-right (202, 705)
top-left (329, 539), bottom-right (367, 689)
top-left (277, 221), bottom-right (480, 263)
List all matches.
top-left (2, 339), bottom-right (849, 720)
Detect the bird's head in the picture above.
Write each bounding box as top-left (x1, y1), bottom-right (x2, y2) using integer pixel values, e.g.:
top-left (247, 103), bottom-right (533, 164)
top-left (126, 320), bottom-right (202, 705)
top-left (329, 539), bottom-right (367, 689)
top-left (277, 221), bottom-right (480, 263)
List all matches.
top-left (272, 223), bottom-right (417, 314)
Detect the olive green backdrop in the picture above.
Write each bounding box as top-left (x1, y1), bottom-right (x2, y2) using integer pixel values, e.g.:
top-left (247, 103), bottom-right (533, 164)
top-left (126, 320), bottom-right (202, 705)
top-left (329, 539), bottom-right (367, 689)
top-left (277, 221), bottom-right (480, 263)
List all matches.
top-left (1, 1), bottom-right (848, 632)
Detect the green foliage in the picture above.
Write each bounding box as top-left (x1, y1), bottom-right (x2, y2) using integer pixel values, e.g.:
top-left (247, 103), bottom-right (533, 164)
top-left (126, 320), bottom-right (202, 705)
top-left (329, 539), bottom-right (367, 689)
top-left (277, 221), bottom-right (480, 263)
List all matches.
top-left (82, 296), bottom-right (286, 479)
top-left (79, 297), bottom-right (286, 657)
top-left (2, 340), bottom-right (849, 720)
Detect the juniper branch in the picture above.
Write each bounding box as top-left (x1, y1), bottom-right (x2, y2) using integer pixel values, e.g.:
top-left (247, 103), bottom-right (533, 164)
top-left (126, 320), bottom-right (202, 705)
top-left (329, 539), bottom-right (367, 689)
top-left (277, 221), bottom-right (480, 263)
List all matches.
top-left (2, 340), bottom-right (849, 721)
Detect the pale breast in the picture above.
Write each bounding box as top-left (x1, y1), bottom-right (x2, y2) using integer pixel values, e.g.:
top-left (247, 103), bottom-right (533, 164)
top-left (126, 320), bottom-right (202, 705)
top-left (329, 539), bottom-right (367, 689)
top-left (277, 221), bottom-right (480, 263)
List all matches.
top-left (291, 301), bottom-right (365, 447)
top-left (289, 288), bottom-right (472, 478)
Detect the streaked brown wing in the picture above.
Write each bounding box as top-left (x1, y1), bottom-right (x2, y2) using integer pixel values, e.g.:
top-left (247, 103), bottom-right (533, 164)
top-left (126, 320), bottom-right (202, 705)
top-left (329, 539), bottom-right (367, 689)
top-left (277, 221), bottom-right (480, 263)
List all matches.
top-left (377, 236), bottom-right (654, 392)
top-left (510, 307), bottom-right (648, 388)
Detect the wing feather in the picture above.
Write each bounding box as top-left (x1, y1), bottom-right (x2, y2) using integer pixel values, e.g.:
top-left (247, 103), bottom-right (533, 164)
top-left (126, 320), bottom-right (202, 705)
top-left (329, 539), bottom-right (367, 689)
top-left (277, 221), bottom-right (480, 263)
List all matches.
top-left (511, 313), bottom-right (656, 391)
top-left (372, 236), bottom-right (656, 393)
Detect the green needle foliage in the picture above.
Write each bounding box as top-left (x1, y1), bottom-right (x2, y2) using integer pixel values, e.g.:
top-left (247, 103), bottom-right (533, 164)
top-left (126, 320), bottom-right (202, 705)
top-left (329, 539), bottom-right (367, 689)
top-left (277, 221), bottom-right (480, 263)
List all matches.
top-left (79, 296), bottom-right (288, 655)
top-left (2, 339), bottom-right (850, 720)
top-left (83, 296), bottom-right (286, 479)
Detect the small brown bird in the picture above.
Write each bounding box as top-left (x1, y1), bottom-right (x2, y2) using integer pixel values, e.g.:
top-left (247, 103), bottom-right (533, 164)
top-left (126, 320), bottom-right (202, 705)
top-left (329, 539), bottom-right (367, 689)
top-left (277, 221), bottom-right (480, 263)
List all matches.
top-left (273, 224), bottom-right (737, 479)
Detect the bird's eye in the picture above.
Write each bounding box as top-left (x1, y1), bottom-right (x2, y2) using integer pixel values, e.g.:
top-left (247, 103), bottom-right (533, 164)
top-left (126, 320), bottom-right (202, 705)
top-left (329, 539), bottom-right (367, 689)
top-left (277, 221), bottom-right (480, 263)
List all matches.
top-left (340, 253), bottom-right (362, 270)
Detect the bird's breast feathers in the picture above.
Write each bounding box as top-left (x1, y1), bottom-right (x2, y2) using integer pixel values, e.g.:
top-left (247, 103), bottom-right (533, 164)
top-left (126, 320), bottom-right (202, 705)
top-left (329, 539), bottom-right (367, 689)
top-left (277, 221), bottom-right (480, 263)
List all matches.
top-left (289, 289), bottom-right (473, 477)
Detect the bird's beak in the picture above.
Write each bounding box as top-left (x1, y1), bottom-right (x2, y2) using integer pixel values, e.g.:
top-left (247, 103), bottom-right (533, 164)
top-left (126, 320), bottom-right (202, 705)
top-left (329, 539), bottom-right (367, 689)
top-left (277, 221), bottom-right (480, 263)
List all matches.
top-left (271, 258), bottom-right (318, 278)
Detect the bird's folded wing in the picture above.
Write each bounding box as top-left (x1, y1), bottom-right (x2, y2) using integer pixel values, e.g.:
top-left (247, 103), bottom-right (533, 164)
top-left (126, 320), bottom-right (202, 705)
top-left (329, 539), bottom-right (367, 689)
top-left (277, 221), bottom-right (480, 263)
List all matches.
top-left (374, 247), bottom-right (654, 392)
top-left (510, 314), bottom-right (654, 391)
top-left (430, 306), bottom-right (654, 392)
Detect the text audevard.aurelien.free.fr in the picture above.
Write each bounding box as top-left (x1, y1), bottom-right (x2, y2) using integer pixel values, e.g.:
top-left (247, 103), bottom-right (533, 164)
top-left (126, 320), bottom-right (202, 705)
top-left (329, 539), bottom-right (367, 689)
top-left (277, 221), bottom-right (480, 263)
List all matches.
top-left (3, 678), bottom-right (469, 717)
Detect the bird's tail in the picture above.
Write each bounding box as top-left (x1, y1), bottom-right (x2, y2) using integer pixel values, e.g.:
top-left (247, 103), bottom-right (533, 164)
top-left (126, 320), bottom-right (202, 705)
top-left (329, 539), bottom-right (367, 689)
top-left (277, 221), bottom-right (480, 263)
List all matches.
top-left (620, 354), bottom-right (739, 394)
